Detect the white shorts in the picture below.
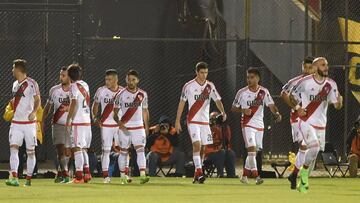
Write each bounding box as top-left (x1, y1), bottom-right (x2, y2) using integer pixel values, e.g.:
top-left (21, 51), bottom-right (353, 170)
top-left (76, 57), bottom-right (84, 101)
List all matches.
top-left (291, 122), bottom-right (303, 143)
top-left (242, 127), bottom-right (264, 150)
top-left (101, 126), bottom-right (119, 148)
top-left (52, 124), bottom-right (71, 147)
top-left (187, 123), bottom-right (213, 145)
top-left (118, 127), bottom-right (146, 148)
top-left (298, 120), bottom-right (326, 151)
top-left (70, 125), bottom-right (92, 148)
top-left (9, 123), bottom-right (37, 149)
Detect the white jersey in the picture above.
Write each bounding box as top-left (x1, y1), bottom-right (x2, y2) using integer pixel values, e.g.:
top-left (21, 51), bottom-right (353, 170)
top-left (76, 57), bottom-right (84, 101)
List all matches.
top-left (48, 84), bottom-right (70, 125)
top-left (94, 85), bottom-right (123, 126)
top-left (69, 80), bottom-right (91, 124)
top-left (282, 74), bottom-right (305, 123)
top-left (232, 86), bottom-right (274, 129)
top-left (12, 77), bottom-right (40, 122)
top-left (114, 87), bottom-right (148, 128)
top-left (291, 75), bottom-right (339, 128)
top-left (180, 79), bottom-right (221, 124)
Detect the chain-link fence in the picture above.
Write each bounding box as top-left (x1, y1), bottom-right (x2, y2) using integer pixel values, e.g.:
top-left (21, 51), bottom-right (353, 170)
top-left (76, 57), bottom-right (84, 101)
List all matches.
top-left (0, 1), bottom-right (359, 178)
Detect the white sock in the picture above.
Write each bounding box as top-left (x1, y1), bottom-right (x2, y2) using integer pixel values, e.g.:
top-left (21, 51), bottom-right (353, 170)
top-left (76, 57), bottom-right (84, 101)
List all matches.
top-left (10, 147), bottom-right (19, 177)
top-left (82, 149), bottom-right (89, 169)
top-left (26, 149), bottom-right (36, 178)
top-left (304, 146), bottom-right (320, 166)
top-left (295, 149), bottom-right (306, 169)
top-left (101, 147), bottom-right (111, 173)
top-left (193, 151), bottom-right (202, 169)
top-left (74, 151), bottom-right (84, 172)
top-left (118, 151), bottom-right (128, 178)
top-left (248, 152), bottom-right (257, 171)
top-left (136, 147), bottom-right (146, 176)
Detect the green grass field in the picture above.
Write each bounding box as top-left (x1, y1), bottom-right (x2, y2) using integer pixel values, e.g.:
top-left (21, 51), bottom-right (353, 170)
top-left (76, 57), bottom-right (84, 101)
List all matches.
top-left (0, 177), bottom-right (359, 203)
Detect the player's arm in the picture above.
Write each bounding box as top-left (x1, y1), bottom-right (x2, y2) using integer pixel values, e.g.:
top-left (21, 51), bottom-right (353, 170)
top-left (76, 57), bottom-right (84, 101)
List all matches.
top-left (175, 100), bottom-right (186, 134)
top-left (214, 100), bottom-right (227, 122)
top-left (143, 108), bottom-right (150, 136)
top-left (66, 99), bottom-right (77, 126)
top-left (289, 81), bottom-right (307, 117)
top-left (91, 101), bottom-right (100, 125)
top-left (333, 95), bottom-right (343, 110)
top-left (42, 100), bottom-right (53, 132)
top-left (29, 95), bottom-right (41, 121)
top-left (231, 106), bottom-right (252, 115)
top-left (268, 104), bottom-right (282, 123)
top-left (280, 90), bottom-right (297, 108)
top-left (113, 107), bottom-right (125, 130)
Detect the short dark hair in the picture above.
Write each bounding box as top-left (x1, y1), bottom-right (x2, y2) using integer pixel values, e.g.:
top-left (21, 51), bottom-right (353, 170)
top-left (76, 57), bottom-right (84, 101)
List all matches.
top-left (127, 69), bottom-right (139, 79)
top-left (195, 61), bottom-right (208, 72)
top-left (247, 67), bottom-right (261, 78)
top-left (67, 63), bottom-right (82, 81)
top-left (303, 56), bottom-right (315, 64)
top-left (61, 66), bottom-right (67, 71)
top-left (13, 59), bottom-right (27, 73)
top-left (105, 69), bottom-right (118, 76)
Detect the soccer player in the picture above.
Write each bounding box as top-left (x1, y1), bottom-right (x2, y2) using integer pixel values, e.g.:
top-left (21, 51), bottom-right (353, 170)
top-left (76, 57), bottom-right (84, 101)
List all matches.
top-left (290, 57), bottom-right (343, 193)
top-left (43, 67), bottom-right (71, 183)
top-left (231, 67), bottom-right (282, 185)
top-left (6, 59), bottom-right (41, 187)
top-left (281, 56), bottom-right (316, 189)
top-left (175, 62), bottom-right (227, 184)
top-left (92, 69), bottom-right (123, 183)
top-left (113, 69), bottom-right (150, 184)
top-left (65, 64), bottom-right (92, 184)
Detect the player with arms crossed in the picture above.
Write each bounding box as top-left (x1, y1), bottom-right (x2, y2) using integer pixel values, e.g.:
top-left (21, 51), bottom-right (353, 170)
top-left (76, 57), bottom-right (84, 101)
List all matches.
top-left (281, 56), bottom-right (316, 189)
top-left (6, 59), bottom-right (41, 187)
top-left (92, 69), bottom-right (123, 183)
top-left (43, 66), bottom-right (72, 183)
top-left (290, 57), bottom-right (343, 193)
top-left (66, 64), bottom-right (92, 184)
top-left (231, 68), bottom-right (282, 185)
top-left (113, 69), bottom-right (150, 184)
top-left (175, 62), bottom-right (227, 184)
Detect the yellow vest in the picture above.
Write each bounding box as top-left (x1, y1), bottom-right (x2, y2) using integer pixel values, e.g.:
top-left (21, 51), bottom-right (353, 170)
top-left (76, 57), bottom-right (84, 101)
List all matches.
top-left (3, 101), bottom-right (43, 144)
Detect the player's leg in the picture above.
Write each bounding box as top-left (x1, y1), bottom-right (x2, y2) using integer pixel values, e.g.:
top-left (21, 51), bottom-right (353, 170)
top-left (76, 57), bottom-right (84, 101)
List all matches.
top-left (297, 120), bottom-right (320, 193)
top-left (101, 127), bottom-right (114, 183)
top-left (83, 126), bottom-right (92, 183)
top-left (188, 124), bottom-right (205, 183)
top-left (52, 124), bottom-right (69, 183)
top-left (118, 129), bottom-right (131, 184)
top-left (288, 122), bottom-right (307, 189)
top-left (131, 128), bottom-right (149, 184)
top-left (241, 127), bottom-right (256, 184)
top-left (6, 124), bottom-right (23, 186)
top-left (71, 125), bottom-right (85, 183)
top-left (254, 130), bottom-right (264, 185)
top-left (23, 123), bottom-right (37, 186)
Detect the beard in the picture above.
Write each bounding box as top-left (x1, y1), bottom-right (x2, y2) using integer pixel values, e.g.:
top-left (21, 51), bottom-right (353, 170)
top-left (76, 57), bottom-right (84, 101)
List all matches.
top-left (318, 69), bottom-right (328, 77)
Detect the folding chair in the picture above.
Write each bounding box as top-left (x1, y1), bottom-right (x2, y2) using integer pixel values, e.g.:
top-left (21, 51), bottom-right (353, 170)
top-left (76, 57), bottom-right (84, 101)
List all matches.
top-left (155, 163), bottom-right (175, 177)
top-left (202, 159), bottom-right (218, 178)
top-left (321, 151), bottom-right (349, 177)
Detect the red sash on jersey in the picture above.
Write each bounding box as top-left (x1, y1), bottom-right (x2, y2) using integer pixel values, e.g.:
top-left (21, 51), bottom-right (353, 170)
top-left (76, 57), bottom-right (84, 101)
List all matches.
top-left (242, 89), bottom-right (265, 125)
top-left (187, 84), bottom-right (212, 123)
top-left (120, 91), bottom-right (144, 124)
top-left (13, 81), bottom-right (29, 113)
top-left (100, 103), bottom-right (114, 123)
top-left (76, 83), bottom-right (90, 106)
top-left (52, 103), bottom-right (69, 124)
top-left (300, 82), bottom-right (332, 122)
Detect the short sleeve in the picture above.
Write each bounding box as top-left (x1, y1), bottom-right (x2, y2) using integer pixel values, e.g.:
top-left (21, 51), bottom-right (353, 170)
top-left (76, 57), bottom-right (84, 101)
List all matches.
top-left (142, 92), bottom-right (148, 109)
top-left (69, 83), bottom-right (79, 99)
top-left (94, 87), bottom-right (102, 103)
top-left (30, 80), bottom-right (40, 97)
top-left (263, 89), bottom-right (275, 107)
top-left (328, 82), bottom-right (339, 104)
top-left (232, 91), bottom-right (242, 108)
top-left (209, 83), bottom-right (221, 101)
top-left (180, 84), bottom-right (188, 101)
top-left (291, 80), bottom-right (304, 102)
top-left (48, 87), bottom-right (55, 104)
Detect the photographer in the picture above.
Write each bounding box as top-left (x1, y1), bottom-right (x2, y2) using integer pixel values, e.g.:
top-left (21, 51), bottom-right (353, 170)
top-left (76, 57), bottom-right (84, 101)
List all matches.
top-left (146, 116), bottom-right (185, 177)
top-left (347, 116), bottom-right (360, 177)
top-left (204, 112), bottom-right (236, 178)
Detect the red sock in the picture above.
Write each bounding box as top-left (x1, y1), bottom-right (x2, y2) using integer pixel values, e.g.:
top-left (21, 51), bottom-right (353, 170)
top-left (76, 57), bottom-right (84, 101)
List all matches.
top-left (12, 171), bottom-right (18, 178)
top-left (84, 167), bottom-right (90, 175)
top-left (26, 175), bottom-right (32, 180)
top-left (195, 168), bottom-right (203, 177)
top-left (124, 167), bottom-right (129, 176)
top-left (251, 170), bottom-right (258, 178)
top-left (103, 171), bottom-right (109, 178)
top-left (293, 167), bottom-right (299, 176)
top-left (62, 170), bottom-right (69, 178)
top-left (75, 171), bottom-right (83, 180)
top-left (242, 168), bottom-right (250, 177)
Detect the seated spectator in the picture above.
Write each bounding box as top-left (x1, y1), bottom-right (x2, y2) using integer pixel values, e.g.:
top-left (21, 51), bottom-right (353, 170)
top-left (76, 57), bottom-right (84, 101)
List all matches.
top-left (347, 116), bottom-right (360, 177)
top-left (204, 112), bottom-right (236, 178)
top-left (146, 115), bottom-right (185, 177)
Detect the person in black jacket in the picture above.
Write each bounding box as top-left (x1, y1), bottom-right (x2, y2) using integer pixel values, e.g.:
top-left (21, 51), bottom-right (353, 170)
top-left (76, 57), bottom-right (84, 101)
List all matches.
top-left (146, 115), bottom-right (185, 177)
